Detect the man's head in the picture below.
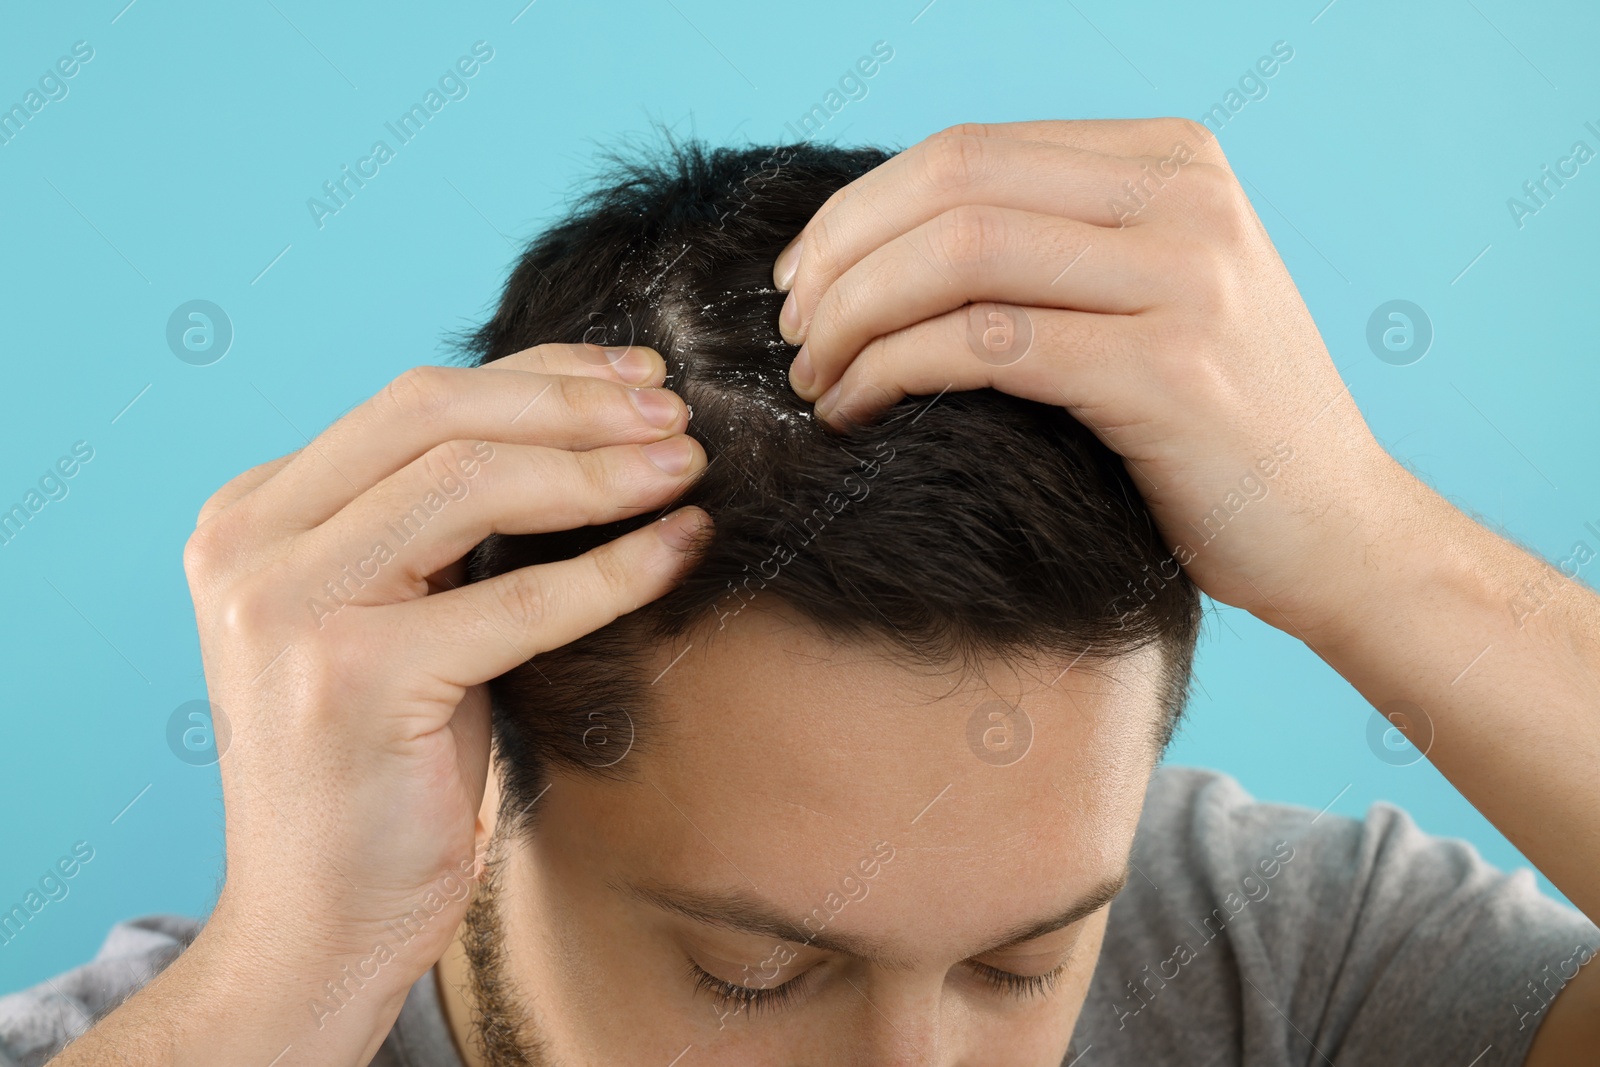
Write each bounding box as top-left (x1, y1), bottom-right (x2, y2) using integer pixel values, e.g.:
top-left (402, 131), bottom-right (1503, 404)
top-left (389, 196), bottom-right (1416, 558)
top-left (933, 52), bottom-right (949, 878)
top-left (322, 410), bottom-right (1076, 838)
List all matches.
top-left (442, 135), bottom-right (1201, 1065)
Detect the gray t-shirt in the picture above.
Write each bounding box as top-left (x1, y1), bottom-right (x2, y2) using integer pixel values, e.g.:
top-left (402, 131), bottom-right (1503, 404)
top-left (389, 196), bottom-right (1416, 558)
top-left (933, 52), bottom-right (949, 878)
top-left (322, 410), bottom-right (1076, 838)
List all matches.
top-left (3, 765), bottom-right (1594, 1066)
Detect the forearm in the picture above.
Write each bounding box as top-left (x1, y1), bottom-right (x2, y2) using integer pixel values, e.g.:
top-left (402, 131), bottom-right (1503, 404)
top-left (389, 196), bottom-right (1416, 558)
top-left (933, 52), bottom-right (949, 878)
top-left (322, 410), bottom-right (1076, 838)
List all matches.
top-left (47, 908), bottom-right (411, 1067)
top-left (1283, 457), bottom-right (1600, 922)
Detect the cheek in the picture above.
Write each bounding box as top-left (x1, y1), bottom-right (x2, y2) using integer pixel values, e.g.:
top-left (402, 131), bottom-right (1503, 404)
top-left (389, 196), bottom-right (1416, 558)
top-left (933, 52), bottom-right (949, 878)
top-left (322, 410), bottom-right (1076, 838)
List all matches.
top-left (506, 830), bottom-right (669, 1056)
top-left (503, 841), bottom-right (595, 1009)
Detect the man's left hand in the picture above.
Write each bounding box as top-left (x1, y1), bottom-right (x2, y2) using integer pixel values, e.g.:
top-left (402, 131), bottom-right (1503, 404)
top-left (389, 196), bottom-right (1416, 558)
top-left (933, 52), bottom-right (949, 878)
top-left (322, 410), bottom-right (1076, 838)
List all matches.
top-left (774, 118), bottom-right (1409, 639)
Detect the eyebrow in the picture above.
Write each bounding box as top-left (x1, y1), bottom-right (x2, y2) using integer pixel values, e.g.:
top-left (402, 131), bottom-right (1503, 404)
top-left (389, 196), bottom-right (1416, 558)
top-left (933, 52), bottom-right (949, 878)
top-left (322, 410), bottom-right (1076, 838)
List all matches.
top-left (617, 865), bottom-right (1130, 970)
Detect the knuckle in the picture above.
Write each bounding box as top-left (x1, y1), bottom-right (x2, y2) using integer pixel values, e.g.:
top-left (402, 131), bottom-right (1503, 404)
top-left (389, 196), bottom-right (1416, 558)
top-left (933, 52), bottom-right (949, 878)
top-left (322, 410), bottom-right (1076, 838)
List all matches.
top-left (572, 445), bottom-right (625, 496)
top-left (931, 120), bottom-right (989, 141)
top-left (194, 469), bottom-right (251, 531)
top-left (1180, 239), bottom-right (1234, 305)
top-left (419, 439), bottom-right (484, 493)
top-left (803, 210), bottom-right (840, 288)
top-left (517, 343), bottom-right (557, 373)
top-left (555, 372), bottom-right (605, 426)
top-left (493, 571), bottom-right (550, 630)
top-left (841, 378), bottom-right (900, 422)
top-left (1163, 117), bottom-right (1215, 153)
top-left (1191, 164), bottom-right (1254, 240)
top-left (183, 520), bottom-right (224, 577)
top-left (919, 134), bottom-right (988, 195)
top-left (1137, 116), bottom-right (1221, 170)
top-left (807, 268), bottom-right (866, 354)
top-left (1185, 161), bottom-right (1239, 206)
top-left (1181, 118), bottom-right (1227, 165)
top-left (813, 185), bottom-right (848, 221)
top-left (384, 365), bottom-right (456, 423)
top-left (193, 498), bottom-right (224, 530)
top-left (214, 576), bottom-right (282, 640)
top-left (589, 542), bottom-right (636, 600)
top-left (1170, 346), bottom-right (1233, 401)
top-left (933, 203), bottom-right (999, 273)
top-left (1149, 260), bottom-right (1232, 350)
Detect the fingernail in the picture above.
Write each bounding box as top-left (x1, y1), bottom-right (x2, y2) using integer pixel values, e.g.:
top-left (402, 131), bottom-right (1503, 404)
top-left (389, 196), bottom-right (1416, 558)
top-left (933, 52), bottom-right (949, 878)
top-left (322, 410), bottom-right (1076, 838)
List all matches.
top-left (642, 436), bottom-right (694, 475)
top-left (657, 508), bottom-right (709, 552)
top-left (774, 235), bottom-right (803, 290)
top-left (790, 344), bottom-right (814, 394)
top-left (609, 346), bottom-right (656, 384)
top-left (629, 387), bottom-right (681, 429)
top-left (779, 291), bottom-right (801, 343)
top-left (814, 381), bottom-right (842, 420)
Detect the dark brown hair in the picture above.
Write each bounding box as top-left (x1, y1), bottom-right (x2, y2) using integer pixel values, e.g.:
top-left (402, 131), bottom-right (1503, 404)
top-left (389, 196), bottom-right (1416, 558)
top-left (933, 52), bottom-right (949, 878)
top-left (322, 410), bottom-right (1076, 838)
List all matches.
top-left (453, 133), bottom-right (1202, 836)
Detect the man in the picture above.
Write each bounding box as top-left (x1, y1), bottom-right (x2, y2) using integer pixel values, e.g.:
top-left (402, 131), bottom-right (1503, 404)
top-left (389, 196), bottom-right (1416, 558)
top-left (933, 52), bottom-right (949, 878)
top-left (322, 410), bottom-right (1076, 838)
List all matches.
top-left (5, 121), bottom-right (1598, 1065)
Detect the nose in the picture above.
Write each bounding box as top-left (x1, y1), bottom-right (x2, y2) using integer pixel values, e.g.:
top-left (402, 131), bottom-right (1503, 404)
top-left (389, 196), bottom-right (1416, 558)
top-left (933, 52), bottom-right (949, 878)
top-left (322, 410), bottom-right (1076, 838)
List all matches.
top-left (841, 983), bottom-right (951, 1067)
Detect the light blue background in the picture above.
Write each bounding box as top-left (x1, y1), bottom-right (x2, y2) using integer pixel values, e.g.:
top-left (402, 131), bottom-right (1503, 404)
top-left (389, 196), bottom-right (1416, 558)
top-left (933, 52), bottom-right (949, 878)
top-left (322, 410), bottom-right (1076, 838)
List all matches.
top-left (2, 0), bottom-right (1596, 994)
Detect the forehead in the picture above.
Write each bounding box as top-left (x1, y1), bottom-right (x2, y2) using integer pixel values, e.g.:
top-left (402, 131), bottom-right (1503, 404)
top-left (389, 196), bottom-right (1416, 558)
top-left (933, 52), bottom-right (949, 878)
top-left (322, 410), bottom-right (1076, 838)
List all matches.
top-left (539, 604), bottom-right (1166, 961)
top-left (640, 600), bottom-right (1167, 784)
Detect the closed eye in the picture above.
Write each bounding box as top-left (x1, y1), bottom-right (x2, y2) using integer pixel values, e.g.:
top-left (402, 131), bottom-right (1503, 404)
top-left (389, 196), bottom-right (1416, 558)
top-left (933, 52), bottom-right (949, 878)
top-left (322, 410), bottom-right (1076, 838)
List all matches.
top-left (967, 960), bottom-right (1065, 999)
top-left (685, 956), bottom-right (1066, 1019)
top-left (686, 958), bottom-right (813, 1015)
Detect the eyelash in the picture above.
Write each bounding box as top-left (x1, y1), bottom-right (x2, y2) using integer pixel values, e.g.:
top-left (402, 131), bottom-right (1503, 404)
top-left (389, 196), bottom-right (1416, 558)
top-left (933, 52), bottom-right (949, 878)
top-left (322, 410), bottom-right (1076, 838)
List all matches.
top-left (686, 959), bottom-right (812, 1014)
top-left (970, 961), bottom-right (1065, 1000)
top-left (685, 958), bottom-right (1065, 1014)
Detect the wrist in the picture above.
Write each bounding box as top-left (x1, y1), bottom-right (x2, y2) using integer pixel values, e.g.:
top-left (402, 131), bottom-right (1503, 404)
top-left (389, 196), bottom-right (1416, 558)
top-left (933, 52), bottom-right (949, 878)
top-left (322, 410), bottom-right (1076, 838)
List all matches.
top-left (175, 899), bottom-right (419, 1065)
top-left (1249, 456), bottom-right (1468, 652)
top-left (46, 908), bottom-right (413, 1067)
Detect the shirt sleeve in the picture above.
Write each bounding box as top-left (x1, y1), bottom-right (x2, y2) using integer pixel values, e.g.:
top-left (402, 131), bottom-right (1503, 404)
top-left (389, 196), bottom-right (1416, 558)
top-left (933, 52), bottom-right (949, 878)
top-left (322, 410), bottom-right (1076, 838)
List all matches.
top-left (0, 914), bottom-right (199, 1067)
top-left (1068, 766), bottom-right (1600, 1067)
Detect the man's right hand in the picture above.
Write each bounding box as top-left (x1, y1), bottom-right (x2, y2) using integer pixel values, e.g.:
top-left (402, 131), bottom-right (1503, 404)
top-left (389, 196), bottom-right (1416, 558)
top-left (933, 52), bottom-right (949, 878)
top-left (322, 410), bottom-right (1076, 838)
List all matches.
top-left (51, 344), bottom-right (709, 1067)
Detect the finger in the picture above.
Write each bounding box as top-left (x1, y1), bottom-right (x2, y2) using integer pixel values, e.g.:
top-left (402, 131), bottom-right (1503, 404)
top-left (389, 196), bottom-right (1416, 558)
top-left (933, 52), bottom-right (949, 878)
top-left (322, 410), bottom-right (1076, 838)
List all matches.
top-left (236, 360), bottom-right (688, 532)
top-left (196, 451), bottom-right (299, 527)
top-left (484, 342), bottom-right (667, 385)
top-left (296, 435), bottom-right (707, 601)
top-left (925, 118), bottom-right (1229, 168)
top-left (222, 342), bottom-right (664, 531)
top-left (776, 134), bottom-right (1197, 321)
top-left (386, 505), bottom-right (712, 692)
top-left (768, 117), bottom-right (1216, 295)
top-left (809, 302), bottom-right (1143, 433)
top-left (793, 205), bottom-right (1166, 401)
top-left (789, 117), bottom-right (1227, 256)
